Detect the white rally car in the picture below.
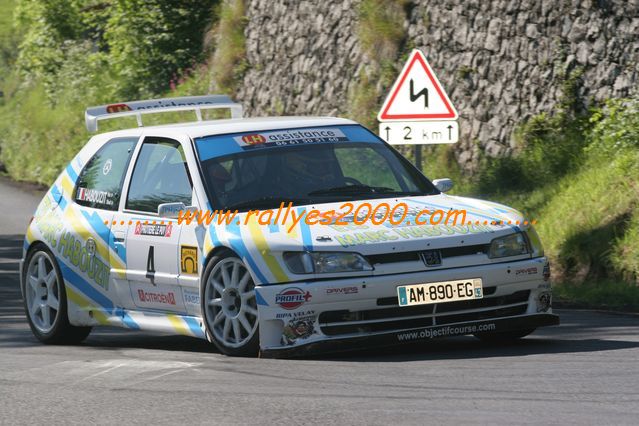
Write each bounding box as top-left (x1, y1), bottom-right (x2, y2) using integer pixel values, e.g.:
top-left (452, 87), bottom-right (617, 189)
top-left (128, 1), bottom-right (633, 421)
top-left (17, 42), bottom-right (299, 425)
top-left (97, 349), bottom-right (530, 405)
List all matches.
top-left (21, 95), bottom-right (558, 357)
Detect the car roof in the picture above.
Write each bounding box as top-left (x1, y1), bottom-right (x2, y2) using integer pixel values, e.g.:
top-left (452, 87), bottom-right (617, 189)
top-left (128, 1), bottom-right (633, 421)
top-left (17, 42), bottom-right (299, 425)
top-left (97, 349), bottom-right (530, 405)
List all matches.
top-left (93, 116), bottom-right (359, 141)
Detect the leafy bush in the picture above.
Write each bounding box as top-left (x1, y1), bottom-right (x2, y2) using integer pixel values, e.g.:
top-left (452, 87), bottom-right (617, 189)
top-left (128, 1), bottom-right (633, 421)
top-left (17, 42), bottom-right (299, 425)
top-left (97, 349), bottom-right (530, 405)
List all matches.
top-left (587, 98), bottom-right (639, 155)
top-left (1, 0), bottom-right (219, 182)
top-left (106, 0), bottom-right (216, 98)
top-left (14, 0), bottom-right (216, 99)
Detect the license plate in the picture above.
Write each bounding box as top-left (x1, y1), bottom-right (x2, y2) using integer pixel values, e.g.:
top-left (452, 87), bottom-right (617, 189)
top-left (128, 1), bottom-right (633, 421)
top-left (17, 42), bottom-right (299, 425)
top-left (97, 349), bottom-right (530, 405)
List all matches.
top-left (397, 278), bottom-right (483, 307)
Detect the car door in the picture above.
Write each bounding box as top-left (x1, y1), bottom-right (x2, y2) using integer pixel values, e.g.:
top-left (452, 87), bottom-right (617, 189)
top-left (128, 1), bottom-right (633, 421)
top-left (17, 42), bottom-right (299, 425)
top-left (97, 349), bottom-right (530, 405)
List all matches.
top-left (110, 136), bottom-right (194, 313)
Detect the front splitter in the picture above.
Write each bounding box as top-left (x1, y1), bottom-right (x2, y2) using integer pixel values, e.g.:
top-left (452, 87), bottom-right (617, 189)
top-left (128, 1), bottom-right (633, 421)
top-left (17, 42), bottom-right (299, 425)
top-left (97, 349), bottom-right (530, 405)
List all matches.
top-left (260, 313), bottom-right (560, 359)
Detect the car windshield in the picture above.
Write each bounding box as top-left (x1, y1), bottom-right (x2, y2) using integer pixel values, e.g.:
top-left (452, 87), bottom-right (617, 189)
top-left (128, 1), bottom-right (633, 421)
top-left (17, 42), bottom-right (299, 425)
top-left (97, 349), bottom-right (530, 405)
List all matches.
top-left (196, 125), bottom-right (438, 211)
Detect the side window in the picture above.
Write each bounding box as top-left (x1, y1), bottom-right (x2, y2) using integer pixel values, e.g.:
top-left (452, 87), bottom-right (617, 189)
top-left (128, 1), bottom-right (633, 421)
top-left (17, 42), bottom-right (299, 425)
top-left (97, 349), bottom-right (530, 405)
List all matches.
top-left (126, 138), bottom-right (192, 213)
top-left (334, 146), bottom-right (402, 191)
top-left (74, 137), bottom-right (137, 210)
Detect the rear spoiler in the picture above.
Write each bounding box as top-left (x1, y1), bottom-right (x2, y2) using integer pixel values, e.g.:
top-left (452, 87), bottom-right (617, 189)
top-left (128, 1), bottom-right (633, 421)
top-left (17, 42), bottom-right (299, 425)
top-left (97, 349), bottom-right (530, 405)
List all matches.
top-left (84, 95), bottom-right (243, 132)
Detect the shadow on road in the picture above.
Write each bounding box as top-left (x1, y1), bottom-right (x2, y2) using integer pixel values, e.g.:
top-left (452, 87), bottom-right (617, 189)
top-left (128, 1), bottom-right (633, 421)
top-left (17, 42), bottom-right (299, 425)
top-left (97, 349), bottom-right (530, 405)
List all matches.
top-left (2, 233), bottom-right (638, 360)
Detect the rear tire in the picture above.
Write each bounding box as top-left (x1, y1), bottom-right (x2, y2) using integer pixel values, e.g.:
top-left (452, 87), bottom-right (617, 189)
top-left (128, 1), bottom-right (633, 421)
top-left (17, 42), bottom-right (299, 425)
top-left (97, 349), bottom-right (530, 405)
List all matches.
top-left (22, 244), bottom-right (92, 344)
top-left (474, 328), bottom-right (535, 342)
top-left (202, 250), bottom-right (259, 357)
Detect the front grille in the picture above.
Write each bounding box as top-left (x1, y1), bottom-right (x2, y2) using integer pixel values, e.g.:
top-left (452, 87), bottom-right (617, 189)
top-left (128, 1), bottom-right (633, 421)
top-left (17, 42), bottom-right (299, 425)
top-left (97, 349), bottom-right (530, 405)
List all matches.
top-left (367, 244), bottom-right (489, 265)
top-left (319, 290), bottom-right (530, 337)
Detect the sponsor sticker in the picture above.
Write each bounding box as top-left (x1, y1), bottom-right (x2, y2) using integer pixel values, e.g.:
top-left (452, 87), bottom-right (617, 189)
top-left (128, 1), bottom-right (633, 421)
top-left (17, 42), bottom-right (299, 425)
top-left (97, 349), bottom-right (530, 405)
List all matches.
top-left (183, 288), bottom-right (200, 307)
top-left (134, 222), bottom-right (173, 237)
top-left (281, 312), bottom-right (316, 346)
top-left (275, 287), bottom-right (312, 310)
top-left (56, 231), bottom-right (109, 290)
top-left (102, 159), bottom-right (112, 175)
top-left (106, 103), bottom-right (132, 113)
top-left (234, 128), bottom-right (348, 149)
top-left (131, 283), bottom-right (186, 311)
top-left (515, 267), bottom-right (538, 276)
top-left (76, 187), bottom-right (115, 206)
top-left (241, 134), bottom-right (266, 145)
top-left (180, 245), bottom-right (198, 274)
top-left (326, 286), bottom-right (358, 295)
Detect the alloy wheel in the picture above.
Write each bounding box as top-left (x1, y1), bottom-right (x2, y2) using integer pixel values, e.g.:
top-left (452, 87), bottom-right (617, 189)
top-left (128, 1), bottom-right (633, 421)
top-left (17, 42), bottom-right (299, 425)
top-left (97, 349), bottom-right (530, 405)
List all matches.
top-left (204, 257), bottom-right (258, 348)
top-left (25, 251), bottom-right (61, 333)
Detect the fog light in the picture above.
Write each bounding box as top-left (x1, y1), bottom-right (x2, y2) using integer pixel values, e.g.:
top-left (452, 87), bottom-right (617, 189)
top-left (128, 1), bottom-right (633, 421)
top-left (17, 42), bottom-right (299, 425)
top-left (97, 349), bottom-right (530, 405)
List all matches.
top-left (537, 292), bottom-right (551, 312)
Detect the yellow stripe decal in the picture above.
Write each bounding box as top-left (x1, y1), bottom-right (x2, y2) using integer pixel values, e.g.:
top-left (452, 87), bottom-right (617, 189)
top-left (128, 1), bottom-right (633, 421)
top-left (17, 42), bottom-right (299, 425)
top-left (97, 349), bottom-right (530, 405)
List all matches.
top-left (167, 314), bottom-right (190, 336)
top-left (247, 218), bottom-right (289, 282)
top-left (66, 286), bottom-right (110, 325)
top-left (60, 174), bottom-right (75, 196)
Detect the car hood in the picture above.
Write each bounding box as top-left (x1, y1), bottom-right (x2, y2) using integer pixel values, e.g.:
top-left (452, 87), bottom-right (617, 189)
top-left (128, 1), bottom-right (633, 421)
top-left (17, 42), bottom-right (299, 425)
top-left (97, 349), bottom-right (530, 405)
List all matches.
top-left (205, 194), bottom-right (531, 285)
top-left (238, 194), bottom-right (526, 252)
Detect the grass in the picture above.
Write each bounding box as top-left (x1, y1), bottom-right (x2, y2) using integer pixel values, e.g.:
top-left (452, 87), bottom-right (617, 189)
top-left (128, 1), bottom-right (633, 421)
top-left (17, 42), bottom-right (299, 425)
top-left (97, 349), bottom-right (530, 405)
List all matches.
top-left (348, 0), bottom-right (408, 128)
top-left (554, 281), bottom-right (639, 312)
top-left (210, 0), bottom-right (247, 94)
top-left (429, 98), bottom-right (639, 310)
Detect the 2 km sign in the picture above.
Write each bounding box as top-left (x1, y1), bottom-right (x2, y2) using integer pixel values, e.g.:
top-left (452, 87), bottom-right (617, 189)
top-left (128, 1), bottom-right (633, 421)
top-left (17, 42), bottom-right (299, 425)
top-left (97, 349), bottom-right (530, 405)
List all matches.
top-left (378, 50), bottom-right (459, 144)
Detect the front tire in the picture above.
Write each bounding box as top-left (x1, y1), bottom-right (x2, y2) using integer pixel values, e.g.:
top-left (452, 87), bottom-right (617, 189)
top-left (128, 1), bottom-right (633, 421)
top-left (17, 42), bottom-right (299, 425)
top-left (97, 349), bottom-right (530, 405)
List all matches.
top-left (474, 328), bottom-right (535, 342)
top-left (22, 244), bottom-right (92, 344)
top-left (202, 250), bottom-right (259, 357)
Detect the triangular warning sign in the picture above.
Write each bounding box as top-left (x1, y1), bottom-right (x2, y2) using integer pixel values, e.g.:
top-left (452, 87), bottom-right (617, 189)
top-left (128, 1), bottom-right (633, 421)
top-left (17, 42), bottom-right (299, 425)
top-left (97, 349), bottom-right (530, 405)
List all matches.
top-left (378, 50), bottom-right (458, 121)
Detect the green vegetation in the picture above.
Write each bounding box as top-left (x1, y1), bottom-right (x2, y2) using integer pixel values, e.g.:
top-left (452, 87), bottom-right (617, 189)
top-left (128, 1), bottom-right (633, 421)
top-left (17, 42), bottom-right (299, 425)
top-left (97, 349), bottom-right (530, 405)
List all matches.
top-left (430, 96), bottom-right (639, 308)
top-left (210, 0), bottom-right (247, 94)
top-left (348, 0), bottom-right (409, 128)
top-left (0, 0), bottom-right (217, 183)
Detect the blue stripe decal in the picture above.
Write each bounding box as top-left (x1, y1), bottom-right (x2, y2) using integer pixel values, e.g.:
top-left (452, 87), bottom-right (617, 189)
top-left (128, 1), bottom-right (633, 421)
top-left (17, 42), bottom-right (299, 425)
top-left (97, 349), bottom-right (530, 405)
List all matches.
top-left (225, 222), bottom-right (269, 284)
top-left (50, 185), bottom-right (62, 203)
top-left (114, 307), bottom-right (140, 330)
top-left (297, 208), bottom-right (313, 251)
top-left (268, 223), bottom-right (279, 233)
top-left (58, 195), bottom-right (68, 210)
top-left (58, 260), bottom-right (114, 312)
top-left (80, 210), bottom-right (125, 261)
top-left (65, 163), bottom-right (79, 183)
top-left (255, 289), bottom-right (269, 306)
top-left (183, 316), bottom-right (205, 338)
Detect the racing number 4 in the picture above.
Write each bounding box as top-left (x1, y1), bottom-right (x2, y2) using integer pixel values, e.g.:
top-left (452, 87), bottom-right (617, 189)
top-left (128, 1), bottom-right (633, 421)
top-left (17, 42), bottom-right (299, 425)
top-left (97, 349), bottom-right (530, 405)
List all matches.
top-left (146, 245), bottom-right (155, 285)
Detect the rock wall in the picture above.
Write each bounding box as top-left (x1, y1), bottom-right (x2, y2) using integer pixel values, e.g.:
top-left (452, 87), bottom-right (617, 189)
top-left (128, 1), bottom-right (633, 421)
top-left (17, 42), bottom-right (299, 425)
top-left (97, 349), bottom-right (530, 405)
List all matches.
top-left (237, 0), bottom-right (639, 169)
top-left (238, 0), bottom-right (364, 116)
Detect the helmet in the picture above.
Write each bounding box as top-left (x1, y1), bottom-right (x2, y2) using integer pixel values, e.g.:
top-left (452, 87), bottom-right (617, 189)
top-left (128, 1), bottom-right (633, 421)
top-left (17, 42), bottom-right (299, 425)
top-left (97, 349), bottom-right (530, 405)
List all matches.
top-left (282, 149), bottom-right (335, 184)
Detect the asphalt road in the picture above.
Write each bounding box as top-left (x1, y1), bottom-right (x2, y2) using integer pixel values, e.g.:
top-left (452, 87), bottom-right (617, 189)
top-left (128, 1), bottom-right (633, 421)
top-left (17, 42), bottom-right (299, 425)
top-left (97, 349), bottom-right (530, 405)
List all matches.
top-left (1, 178), bottom-right (639, 425)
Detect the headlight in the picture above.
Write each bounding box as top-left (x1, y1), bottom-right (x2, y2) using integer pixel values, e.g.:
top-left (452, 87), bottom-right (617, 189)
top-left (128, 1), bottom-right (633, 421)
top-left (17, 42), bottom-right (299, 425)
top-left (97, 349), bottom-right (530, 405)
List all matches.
top-left (283, 252), bottom-right (373, 274)
top-left (488, 232), bottom-right (529, 258)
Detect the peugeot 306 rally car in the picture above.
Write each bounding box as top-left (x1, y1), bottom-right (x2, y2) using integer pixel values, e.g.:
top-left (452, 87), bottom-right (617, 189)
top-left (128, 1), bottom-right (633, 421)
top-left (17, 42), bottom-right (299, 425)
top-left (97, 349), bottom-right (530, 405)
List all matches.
top-left (21, 95), bottom-right (558, 357)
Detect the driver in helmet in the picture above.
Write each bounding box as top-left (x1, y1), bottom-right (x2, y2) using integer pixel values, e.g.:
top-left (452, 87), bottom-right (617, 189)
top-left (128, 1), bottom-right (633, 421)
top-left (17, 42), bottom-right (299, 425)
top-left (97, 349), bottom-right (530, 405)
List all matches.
top-left (278, 148), bottom-right (340, 196)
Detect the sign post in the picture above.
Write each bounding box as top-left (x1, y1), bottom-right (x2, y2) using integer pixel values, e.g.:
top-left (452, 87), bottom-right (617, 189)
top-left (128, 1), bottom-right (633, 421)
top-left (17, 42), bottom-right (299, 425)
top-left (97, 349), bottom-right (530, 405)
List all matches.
top-left (377, 50), bottom-right (459, 169)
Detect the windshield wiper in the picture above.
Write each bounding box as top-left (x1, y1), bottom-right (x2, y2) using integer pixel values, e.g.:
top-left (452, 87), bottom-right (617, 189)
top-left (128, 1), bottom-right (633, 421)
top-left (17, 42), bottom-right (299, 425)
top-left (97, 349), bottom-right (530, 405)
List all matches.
top-left (308, 184), bottom-right (421, 197)
top-left (224, 196), bottom-right (312, 211)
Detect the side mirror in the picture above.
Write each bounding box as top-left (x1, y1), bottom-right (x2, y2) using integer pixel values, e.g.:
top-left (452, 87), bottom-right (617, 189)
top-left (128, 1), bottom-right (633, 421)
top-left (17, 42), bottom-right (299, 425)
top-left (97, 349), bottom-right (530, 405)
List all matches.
top-left (158, 202), bottom-right (197, 219)
top-left (432, 178), bottom-right (453, 193)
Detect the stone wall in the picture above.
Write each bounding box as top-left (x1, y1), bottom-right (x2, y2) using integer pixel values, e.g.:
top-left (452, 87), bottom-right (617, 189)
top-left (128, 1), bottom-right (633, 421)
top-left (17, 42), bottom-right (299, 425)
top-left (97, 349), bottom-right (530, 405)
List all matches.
top-left (237, 0), bottom-right (639, 169)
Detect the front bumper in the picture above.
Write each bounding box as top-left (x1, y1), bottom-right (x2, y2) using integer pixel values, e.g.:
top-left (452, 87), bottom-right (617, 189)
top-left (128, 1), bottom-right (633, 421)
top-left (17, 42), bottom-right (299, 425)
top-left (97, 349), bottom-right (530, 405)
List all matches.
top-left (255, 256), bottom-right (557, 356)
